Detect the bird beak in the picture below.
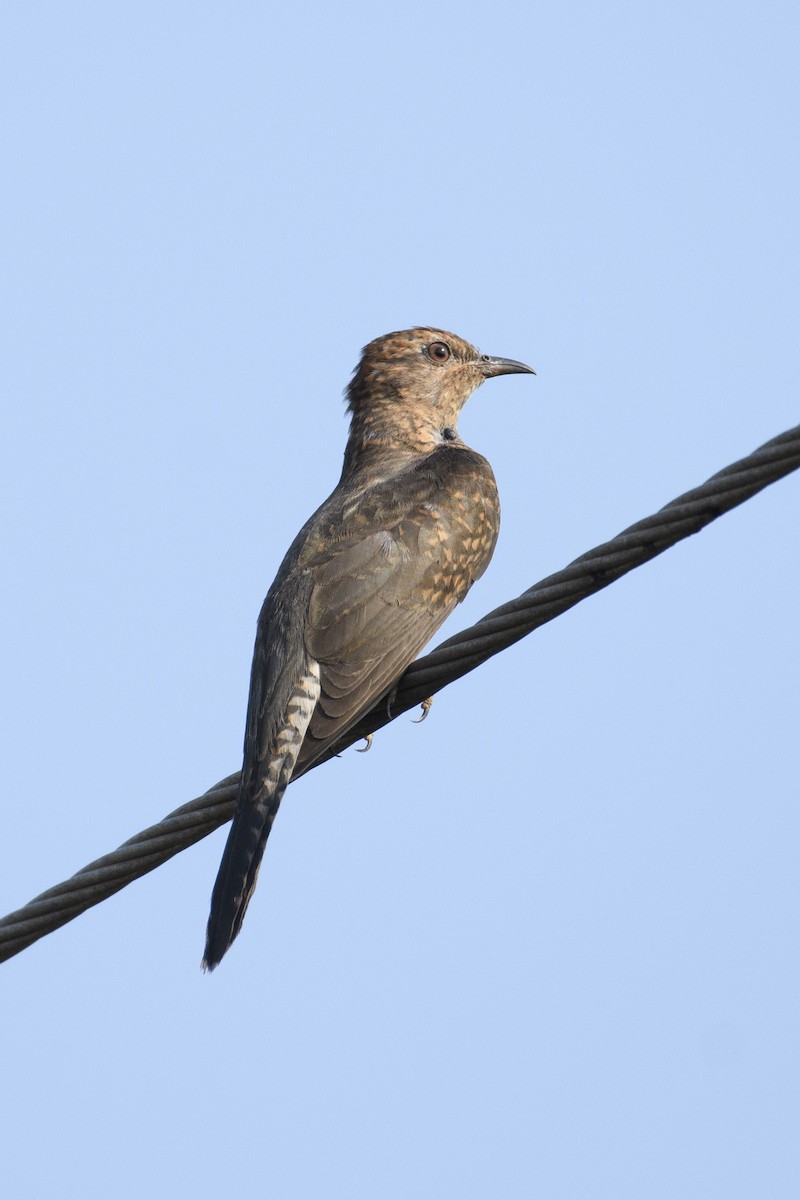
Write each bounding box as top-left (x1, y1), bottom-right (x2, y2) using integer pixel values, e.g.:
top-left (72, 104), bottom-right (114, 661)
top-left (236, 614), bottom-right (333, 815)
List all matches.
top-left (478, 354), bottom-right (536, 378)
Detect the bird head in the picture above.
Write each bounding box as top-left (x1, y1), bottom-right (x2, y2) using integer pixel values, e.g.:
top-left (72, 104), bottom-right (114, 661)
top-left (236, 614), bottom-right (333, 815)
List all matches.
top-left (346, 327), bottom-right (534, 454)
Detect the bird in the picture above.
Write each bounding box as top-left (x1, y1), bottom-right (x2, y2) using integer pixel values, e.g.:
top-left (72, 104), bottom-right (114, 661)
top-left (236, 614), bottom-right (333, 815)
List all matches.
top-left (203, 327), bottom-right (534, 969)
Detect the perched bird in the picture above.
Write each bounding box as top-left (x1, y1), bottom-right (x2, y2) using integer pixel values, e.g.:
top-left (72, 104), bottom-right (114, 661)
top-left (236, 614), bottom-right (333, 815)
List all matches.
top-left (203, 327), bottom-right (534, 969)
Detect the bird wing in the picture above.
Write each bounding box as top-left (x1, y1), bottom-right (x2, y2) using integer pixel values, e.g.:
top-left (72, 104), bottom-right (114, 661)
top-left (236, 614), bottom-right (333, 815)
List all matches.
top-left (297, 494), bottom-right (483, 769)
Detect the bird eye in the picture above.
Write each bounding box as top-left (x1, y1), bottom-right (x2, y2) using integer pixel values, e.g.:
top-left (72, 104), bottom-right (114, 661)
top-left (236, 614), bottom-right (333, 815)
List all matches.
top-left (428, 341), bottom-right (451, 362)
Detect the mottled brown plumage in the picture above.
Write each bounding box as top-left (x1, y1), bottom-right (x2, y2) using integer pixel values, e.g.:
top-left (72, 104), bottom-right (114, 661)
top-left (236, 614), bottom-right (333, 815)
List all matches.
top-left (203, 327), bottom-right (534, 969)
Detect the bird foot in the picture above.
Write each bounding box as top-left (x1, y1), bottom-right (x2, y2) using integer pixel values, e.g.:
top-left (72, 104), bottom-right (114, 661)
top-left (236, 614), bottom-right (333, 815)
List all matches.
top-left (356, 734), bottom-right (374, 753)
top-left (413, 696), bottom-right (434, 723)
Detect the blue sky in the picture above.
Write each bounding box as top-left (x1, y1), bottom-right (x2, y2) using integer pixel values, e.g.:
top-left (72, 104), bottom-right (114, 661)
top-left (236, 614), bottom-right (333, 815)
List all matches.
top-left (2, 3), bottom-right (798, 1197)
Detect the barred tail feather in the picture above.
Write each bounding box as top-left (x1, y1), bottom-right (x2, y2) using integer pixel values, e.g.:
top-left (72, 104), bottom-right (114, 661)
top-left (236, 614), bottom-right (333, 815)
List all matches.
top-left (203, 665), bottom-right (320, 970)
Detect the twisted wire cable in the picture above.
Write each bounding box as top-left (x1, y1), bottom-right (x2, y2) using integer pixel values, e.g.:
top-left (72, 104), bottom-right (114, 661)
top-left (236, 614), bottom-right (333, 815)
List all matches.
top-left (1, 422), bottom-right (798, 964)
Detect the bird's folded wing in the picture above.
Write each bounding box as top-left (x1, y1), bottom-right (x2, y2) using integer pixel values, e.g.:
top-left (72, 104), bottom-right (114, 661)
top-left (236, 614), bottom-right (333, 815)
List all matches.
top-left (298, 506), bottom-right (460, 766)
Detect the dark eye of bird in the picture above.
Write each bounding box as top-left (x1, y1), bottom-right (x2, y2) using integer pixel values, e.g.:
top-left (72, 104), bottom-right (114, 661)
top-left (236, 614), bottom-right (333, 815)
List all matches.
top-left (428, 341), bottom-right (451, 362)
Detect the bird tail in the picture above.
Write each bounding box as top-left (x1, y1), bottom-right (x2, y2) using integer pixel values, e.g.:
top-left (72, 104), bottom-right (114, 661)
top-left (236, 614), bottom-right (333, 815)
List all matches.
top-left (202, 766), bottom-right (289, 970)
top-left (203, 667), bottom-right (321, 970)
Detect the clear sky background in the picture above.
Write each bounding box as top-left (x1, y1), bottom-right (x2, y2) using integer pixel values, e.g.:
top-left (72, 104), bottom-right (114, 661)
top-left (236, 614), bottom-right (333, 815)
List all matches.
top-left (2, 3), bottom-right (798, 1197)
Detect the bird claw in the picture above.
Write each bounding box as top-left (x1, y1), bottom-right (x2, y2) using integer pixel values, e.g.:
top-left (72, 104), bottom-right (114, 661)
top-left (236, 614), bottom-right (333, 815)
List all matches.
top-left (356, 733), bottom-right (374, 753)
top-left (413, 697), bottom-right (434, 723)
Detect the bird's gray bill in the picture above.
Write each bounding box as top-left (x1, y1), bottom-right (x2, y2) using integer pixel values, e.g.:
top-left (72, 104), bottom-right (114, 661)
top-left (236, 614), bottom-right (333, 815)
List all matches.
top-left (479, 354), bottom-right (536, 378)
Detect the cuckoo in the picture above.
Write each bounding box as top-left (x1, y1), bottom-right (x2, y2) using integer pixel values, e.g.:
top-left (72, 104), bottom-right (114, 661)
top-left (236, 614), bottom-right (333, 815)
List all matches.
top-left (203, 327), bottom-right (534, 969)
